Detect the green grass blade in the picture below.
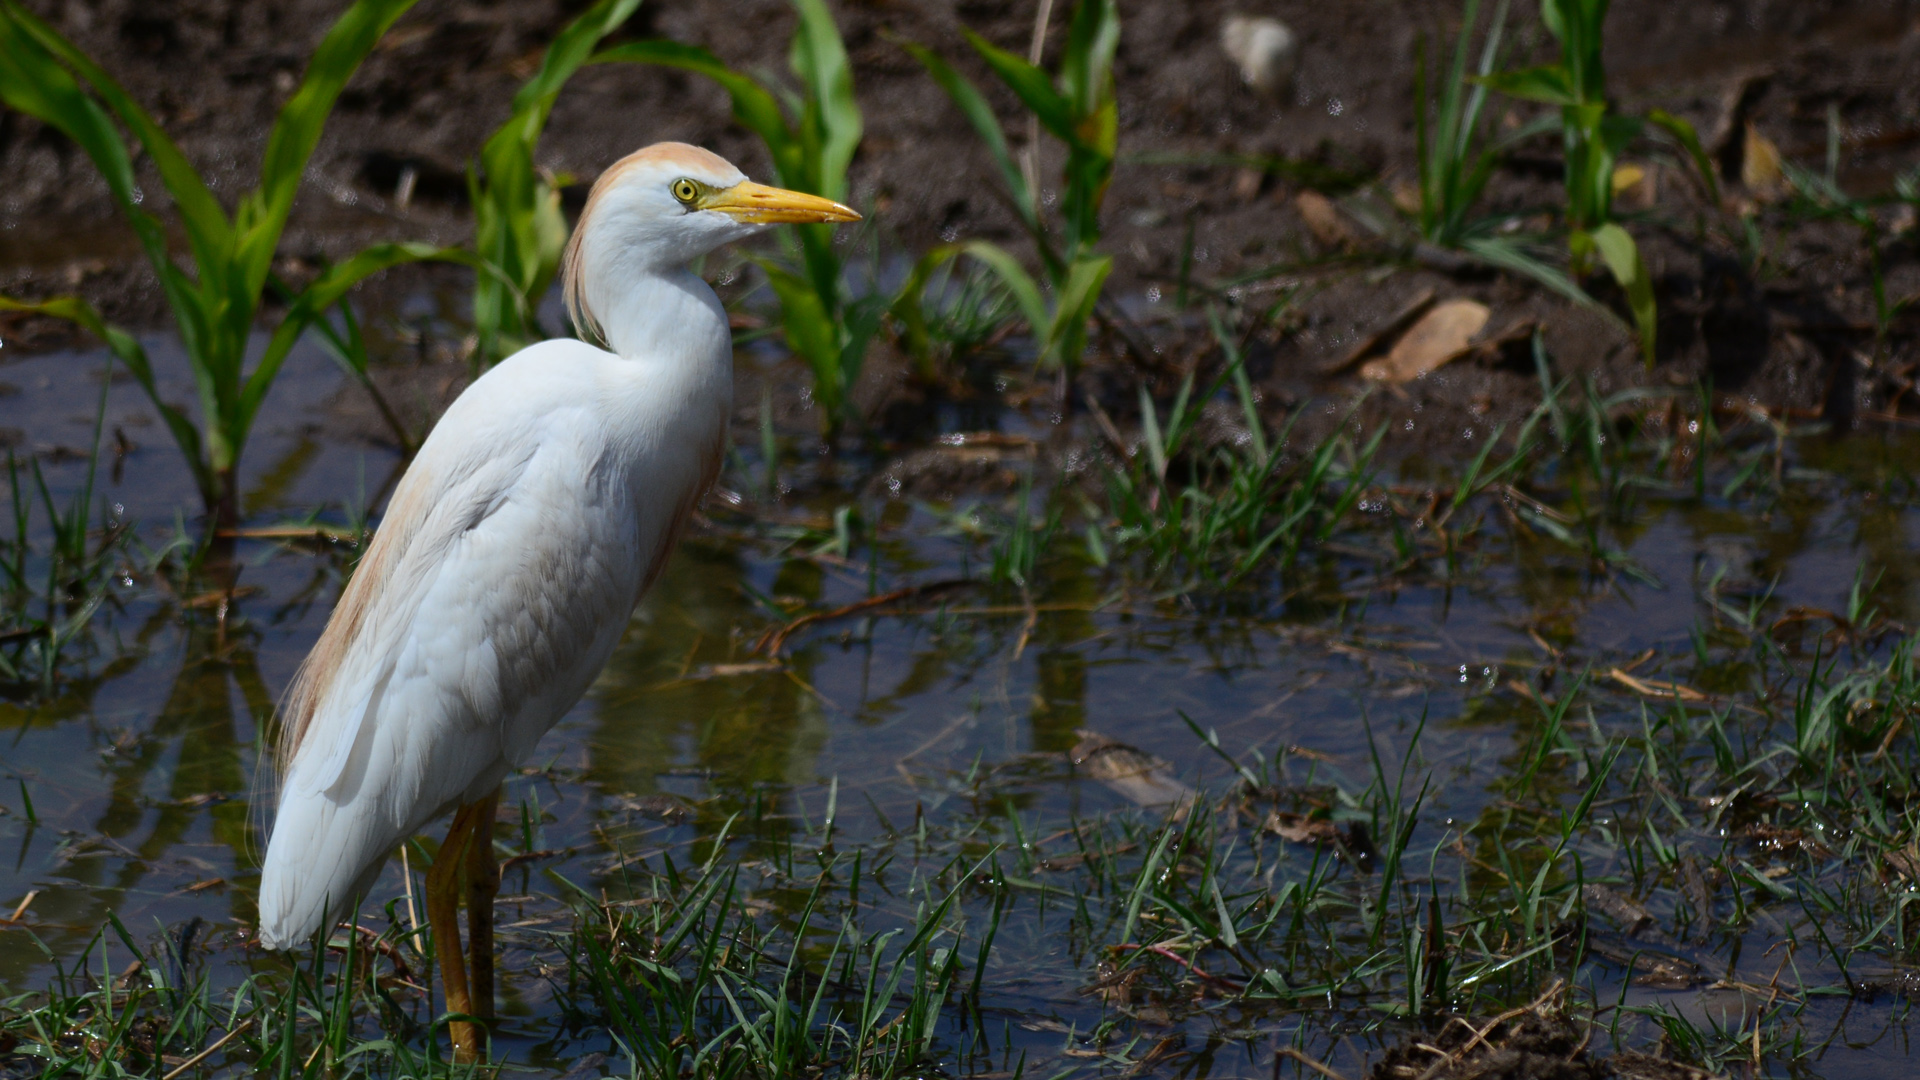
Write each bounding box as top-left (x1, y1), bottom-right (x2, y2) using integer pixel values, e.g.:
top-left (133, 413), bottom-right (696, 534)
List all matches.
top-left (1045, 255), bottom-right (1111, 370)
top-left (1646, 107), bottom-right (1721, 207)
top-left (961, 28), bottom-right (1073, 141)
top-left (789, 0), bottom-right (861, 201)
top-left (1476, 64), bottom-right (1576, 106)
top-left (760, 259), bottom-right (846, 414)
top-left (1058, 0), bottom-right (1120, 119)
top-left (888, 245), bottom-right (960, 371)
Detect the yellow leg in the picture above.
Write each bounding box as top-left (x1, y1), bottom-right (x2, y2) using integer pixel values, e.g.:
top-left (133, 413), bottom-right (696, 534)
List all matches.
top-left (426, 802), bottom-right (483, 1063)
top-left (465, 791), bottom-right (500, 1023)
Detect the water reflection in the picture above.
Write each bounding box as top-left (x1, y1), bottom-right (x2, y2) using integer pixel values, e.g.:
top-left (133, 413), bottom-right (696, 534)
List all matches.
top-left (5, 335), bottom-right (1920, 1075)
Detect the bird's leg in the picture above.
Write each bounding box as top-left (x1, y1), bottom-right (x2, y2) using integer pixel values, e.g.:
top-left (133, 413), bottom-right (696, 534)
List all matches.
top-left (426, 802), bottom-right (481, 1063)
top-left (464, 790), bottom-right (500, 1023)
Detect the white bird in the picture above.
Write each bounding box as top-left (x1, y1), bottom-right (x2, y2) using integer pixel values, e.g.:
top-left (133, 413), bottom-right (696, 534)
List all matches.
top-left (255, 142), bottom-right (858, 1060)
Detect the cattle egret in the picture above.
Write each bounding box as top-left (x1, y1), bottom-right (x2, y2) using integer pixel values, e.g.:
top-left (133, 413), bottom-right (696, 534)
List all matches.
top-left (255, 142), bottom-right (858, 1060)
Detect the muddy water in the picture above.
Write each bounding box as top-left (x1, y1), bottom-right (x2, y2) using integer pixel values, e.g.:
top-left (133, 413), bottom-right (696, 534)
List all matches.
top-left (2, 326), bottom-right (1919, 1077)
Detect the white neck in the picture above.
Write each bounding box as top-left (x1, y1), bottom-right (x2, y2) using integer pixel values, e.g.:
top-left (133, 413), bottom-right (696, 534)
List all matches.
top-left (591, 266), bottom-right (731, 367)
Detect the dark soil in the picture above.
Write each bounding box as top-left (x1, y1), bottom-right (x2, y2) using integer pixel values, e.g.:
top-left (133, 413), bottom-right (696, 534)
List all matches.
top-left (3, 0), bottom-right (1919, 464)
top-left (1368, 1009), bottom-right (1725, 1080)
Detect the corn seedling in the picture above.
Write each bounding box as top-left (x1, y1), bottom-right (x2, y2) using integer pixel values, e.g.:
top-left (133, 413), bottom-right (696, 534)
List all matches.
top-left (0, 0), bottom-right (482, 528)
top-left (468, 0), bottom-right (643, 369)
top-left (899, 0), bottom-right (1119, 375)
top-left (599, 0), bottom-right (879, 436)
top-left (1482, 0), bottom-right (1716, 366)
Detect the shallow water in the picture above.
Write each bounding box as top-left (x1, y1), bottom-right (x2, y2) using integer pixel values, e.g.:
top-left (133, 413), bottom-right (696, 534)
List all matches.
top-left (3, 326), bottom-right (1920, 1078)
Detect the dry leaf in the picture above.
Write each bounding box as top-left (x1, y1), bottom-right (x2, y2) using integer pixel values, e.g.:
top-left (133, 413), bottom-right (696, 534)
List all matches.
top-left (1360, 299), bottom-right (1490, 382)
top-left (1231, 167), bottom-right (1264, 202)
top-left (1391, 181), bottom-right (1422, 216)
top-left (1294, 190), bottom-right (1355, 249)
top-left (1613, 162), bottom-right (1657, 208)
top-left (1261, 809), bottom-right (1341, 845)
top-left (1885, 845), bottom-right (1920, 882)
top-left (1742, 122), bottom-right (1785, 198)
top-left (1069, 730), bottom-right (1195, 808)
top-left (1608, 667), bottom-right (1708, 701)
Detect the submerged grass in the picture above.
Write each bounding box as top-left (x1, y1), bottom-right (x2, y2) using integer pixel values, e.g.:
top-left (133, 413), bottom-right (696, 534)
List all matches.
top-left (15, 616), bottom-right (1918, 1077)
top-left (0, 358), bottom-right (129, 698)
top-left (12, 366), bottom-right (1920, 1077)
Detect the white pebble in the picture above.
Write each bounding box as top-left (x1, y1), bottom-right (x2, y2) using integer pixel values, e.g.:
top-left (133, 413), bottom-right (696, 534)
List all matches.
top-left (1221, 15), bottom-right (1297, 99)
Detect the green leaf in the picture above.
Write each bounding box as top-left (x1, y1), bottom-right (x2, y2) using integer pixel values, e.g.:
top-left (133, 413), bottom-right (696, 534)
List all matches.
top-left (1, 3), bottom-right (231, 279)
top-left (1477, 64), bottom-right (1576, 106)
top-left (761, 260), bottom-right (844, 412)
top-left (898, 41), bottom-right (1037, 237)
top-left (1458, 235), bottom-right (1617, 325)
top-left (789, 0), bottom-right (861, 201)
top-left (1058, 0), bottom-right (1120, 120)
top-left (961, 28), bottom-right (1074, 142)
top-left (1588, 223), bottom-right (1656, 367)
top-left (1045, 255), bottom-right (1112, 371)
top-left (835, 294), bottom-right (888, 406)
top-left (888, 246), bottom-right (960, 372)
top-left (1646, 107), bottom-right (1721, 207)
top-left (0, 6), bottom-right (211, 355)
top-left (953, 242), bottom-right (1050, 350)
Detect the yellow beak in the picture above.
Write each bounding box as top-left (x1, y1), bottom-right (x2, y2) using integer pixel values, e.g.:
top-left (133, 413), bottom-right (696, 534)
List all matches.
top-left (701, 181), bottom-right (861, 224)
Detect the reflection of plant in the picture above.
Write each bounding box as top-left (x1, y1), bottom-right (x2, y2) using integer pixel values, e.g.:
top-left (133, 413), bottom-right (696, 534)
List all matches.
top-left (1482, 0), bottom-right (1717, 366)
top-left (899, 0), bottom-right (1119, 376)
top-left (469, 0), bottom-right (642, 369)
top-left (600, 0), bottom-right (876, 436)
top-left (0, 0), bottom-right (464, 528)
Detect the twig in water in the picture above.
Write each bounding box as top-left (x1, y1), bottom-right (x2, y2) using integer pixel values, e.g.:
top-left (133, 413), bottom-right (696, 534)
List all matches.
top-left (5, 890), bottom-right (37, 923)
top-left (756, 580), bottom-right (972, 657)
top-left (160, 1019), bottom-right (253, 1080)
top-left (1276, 1047), bottom-right (1350, 1080)
top-left (1110, 942), bottom-right (1244, 990)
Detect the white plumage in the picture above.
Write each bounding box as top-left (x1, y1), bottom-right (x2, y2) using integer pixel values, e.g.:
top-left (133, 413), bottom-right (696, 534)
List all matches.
top-left (254, 144), bottom-right (857, 1036)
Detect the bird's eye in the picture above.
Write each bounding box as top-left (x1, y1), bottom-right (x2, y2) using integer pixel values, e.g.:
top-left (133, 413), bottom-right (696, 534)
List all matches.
top-left (671, 178), bottom-right (701, 205)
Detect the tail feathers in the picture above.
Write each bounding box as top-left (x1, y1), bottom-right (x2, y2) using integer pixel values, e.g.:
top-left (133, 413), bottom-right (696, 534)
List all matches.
top-left (257, 786), bottom-right (402, 950)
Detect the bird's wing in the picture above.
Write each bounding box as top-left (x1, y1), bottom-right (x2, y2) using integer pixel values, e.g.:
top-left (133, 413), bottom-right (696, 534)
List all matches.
top-left (287, 408), bottom-right (638, 808)
top-left (260, 368), bottom-right (650, 945)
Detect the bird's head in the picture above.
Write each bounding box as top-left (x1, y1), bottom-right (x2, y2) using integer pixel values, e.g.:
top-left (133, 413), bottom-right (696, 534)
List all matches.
top-left (563, 142), bottom-right (859, 342)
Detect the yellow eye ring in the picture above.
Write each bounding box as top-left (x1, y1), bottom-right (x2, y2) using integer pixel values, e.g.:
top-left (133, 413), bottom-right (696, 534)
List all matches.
top-left (671, 178), bottom-right (701, 205)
